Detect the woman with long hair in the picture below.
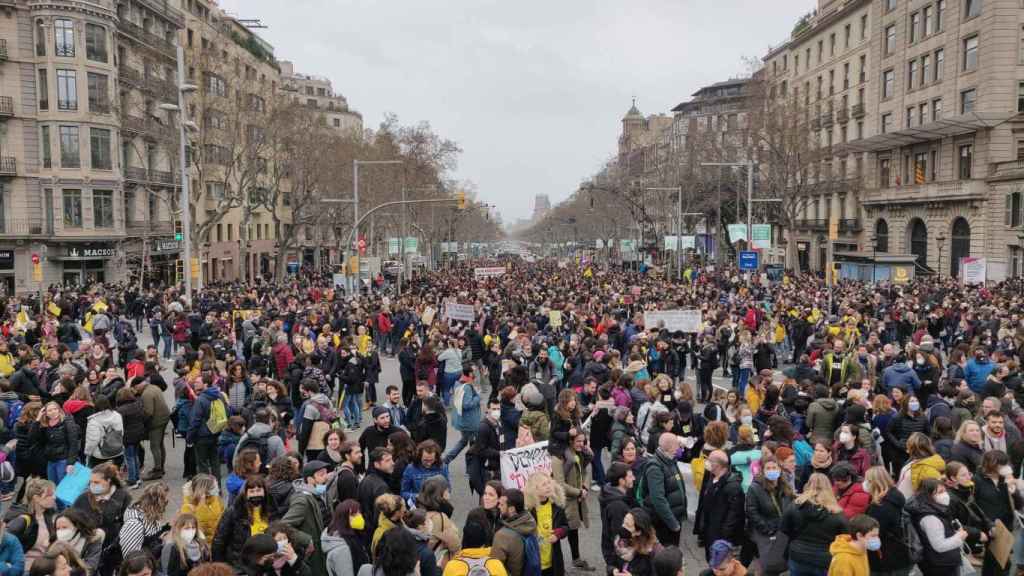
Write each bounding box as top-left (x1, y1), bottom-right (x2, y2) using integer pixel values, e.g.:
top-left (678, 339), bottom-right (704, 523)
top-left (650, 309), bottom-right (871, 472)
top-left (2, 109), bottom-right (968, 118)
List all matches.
top-left (479, 481), bottom-right (505, 536)
top-left (323, 499), bottom-right (370, 576)
top-left (179, 474), bottom-right (224, 544)
top-left (548, 388), bottom-right (581, 457)
top-left (34, 401), bottom-right (79, 484)
top-left (5, 478), bottom-right (58, 570)
top-left (608, 508), bottom-right (660, 576)
top-left (386, 430), bottom-right (416, 494)
top-left (862, 466), bottom-right (914, 576)
top-left (212, 474), bottom-right (275, 566)
top-left (950, 420), bottom-right (985, 474)
top-left (118, 482), bottom-right (170, 558)
top-left (972, 450), bottom-right (1022, 576)
top-left (53, 508), bottom-right (104, 574)
top-left (358, 527), bottom-right (420, 576)
top-left (43, 542), bottom-right (88, 576)
top-left (884, 394), bottom-right (929, 474)
top-left (943, 461), bottom-right (989, 558)
top-left (745, 456), bottom-right (794, 575)
top-left (400, 440), bottom-right (449, 503)
top-left (14, 401), bottom-right (46, 481)
top-left (905, 478), bottom-right (968, 576)
top-left (896, 432), bottom-right (945, 498)
top-left (416, 476), bottom-right (461, 563)
top-left (71, 463), bottom-right (130, 576)
top-left (226, 449), bottom-right (261, 508)
top-left (780, 472), bottom-right (848, 576)
top-left (525, 472), bottom-right (570, 576)
top-left (550, 431), bottom-right (595, 571)
top-left (160, 513), bottom-right (210, 576)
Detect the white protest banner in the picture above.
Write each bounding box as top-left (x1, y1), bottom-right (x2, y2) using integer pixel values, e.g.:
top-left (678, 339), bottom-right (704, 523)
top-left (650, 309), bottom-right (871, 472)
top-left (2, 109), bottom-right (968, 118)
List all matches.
top-left (644, 309), bottom-right (702, 333)
top-left (474, 267), bottom-right (506, 279)
top-left (500, 440), bottom-right (551, 490)
top-left (961, 257), bottom-right (987, 285)
top-left (444, 302), bottom-right (475, 322)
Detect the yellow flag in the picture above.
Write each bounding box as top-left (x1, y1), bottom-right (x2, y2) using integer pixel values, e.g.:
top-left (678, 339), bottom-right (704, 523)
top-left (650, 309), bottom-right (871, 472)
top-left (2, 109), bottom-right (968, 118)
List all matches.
top-left (14, 310), bottom-right (28, 331)
top-left (92, 300), bottom-right (108, 313)
top-left (583, 267), bottom-right (593, 279)
top-left (47, 302), bottom-right (61, 317)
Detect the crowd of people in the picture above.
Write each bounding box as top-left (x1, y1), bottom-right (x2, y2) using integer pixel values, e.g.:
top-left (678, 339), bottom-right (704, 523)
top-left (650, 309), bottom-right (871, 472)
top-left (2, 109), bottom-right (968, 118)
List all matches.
top-left (0, 260), bottom-right (1021, 576)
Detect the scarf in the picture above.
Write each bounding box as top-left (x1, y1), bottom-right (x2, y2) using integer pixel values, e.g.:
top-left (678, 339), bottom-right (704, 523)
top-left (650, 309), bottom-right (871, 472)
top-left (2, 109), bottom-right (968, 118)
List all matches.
top-left (811, 450), bottom-right (833, 470)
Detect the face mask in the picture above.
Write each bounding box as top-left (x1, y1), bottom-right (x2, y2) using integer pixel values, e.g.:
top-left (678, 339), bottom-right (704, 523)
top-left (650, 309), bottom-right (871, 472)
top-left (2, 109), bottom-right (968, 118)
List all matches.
top-left (55, 528), bottom-right (76, 542)
top-left (741, 415), bottom-right (753, 426)
top-left (489, 409), bottom-right (501, 420)
top-left (839, 432), bottom-right (853, 445)
top-left (862, 480), bottom-right (871, 493)
top-left (916, 355), bottom-right (925, 365)
top-left (1000, 466), bottom-right (1014, 477)
top-left (765, 470), bottom-right (781, 482)
top-left (866, 537), bottom-right (882, 551)
top-left (908, 401), bottom-right (920, 412)
top-left (180, 529), bottom-right (196, 543)
top-left (89, 483), bottom-right (107, 496)
top-left (934, 491), bottom-right (950, 506)
top-left (210, 486), bottom-right (220, 497)
top-left (314, 483), bottom-right (327, 496)
top-left (276, 541), bottom-right (287, 554)
top-left (350, 514), bottom-right (365, 531)
top-left (247, 495), bottom-right (265, 508)
top-left (615, 541), bottom-right (635, 561)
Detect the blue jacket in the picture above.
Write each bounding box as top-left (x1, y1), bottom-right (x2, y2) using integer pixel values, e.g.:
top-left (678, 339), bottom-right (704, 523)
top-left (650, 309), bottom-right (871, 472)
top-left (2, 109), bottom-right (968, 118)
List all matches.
top-left (548, 346), bottom-right (566, 381)
top-left (400, 462), bottom-right (450, 503)
top-left (187, 387), bottom-right (225, 443)
top-left (0, 532), bottom-right (24, 576)
top-left (965, 358), bottom-right (995, 393)
top-left (451, 381), bottom-right (481, 433)
top-left (882, 364), bottom-right (921, 392)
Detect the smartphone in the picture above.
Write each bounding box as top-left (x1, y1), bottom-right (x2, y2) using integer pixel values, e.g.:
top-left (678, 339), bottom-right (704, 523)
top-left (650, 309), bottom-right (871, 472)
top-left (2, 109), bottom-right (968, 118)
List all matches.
top-left (951, 519), bottom-right (963, 531)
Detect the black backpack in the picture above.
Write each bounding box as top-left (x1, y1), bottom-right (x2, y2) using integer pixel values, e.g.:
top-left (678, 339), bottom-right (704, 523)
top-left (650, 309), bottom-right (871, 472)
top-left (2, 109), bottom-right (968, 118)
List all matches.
top-left (236, 430), bottom-right (272, 469)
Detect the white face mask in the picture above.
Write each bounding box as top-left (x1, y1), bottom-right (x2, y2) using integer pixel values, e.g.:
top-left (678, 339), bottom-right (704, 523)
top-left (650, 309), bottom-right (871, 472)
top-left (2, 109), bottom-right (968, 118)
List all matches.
top-left (741, 415), bottom-right (753, 426)
top-left (55, 528), bottom-right (76, 542)
top-left (1000, 466), bottom-right (1014, 477)
top-left (862, 480), bottom-right (871, 493)
top-left (839, 432), bottom-right (854, 445)
top-left (489, 409), bottom-right (500, 420)
top-left (180, 528), bottom-right (197, 543)
top-left (934, 491), bottom-right (950, 506)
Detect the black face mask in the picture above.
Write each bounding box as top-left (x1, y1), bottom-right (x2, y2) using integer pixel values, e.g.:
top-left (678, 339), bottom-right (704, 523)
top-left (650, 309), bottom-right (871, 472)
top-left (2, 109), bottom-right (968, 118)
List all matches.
top-left (247, 495), bottom-right (266, 508)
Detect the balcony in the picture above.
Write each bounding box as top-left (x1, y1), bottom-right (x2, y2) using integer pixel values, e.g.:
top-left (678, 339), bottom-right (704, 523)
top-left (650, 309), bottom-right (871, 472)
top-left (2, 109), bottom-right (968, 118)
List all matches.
top-left (0, 156), bottom-right (15, 176)
top-left (0, 40), bottom-right (7, 62)
top-left (839, 219), bottom-right (862, 233)
top-left (124, 166), bottom-right (178, 185)
top-left (0, 218), bottom-right (44, 237)
top-left (836, 107), bottom-right (849, 124)
top-left (988, 159), bottom-right (1024, 180)
top-left (0, 96), bottom-right (13, 118)
top-left (126, 220), bottom-right (173, 236)
top-left (132, 0), bottom-right (185, 28)
top-left (822, 112), bottom-right (835, 128)
top-left (851, 103), bottom-right (865, 118)
top-left (795, 219), bottom-right (828, 231)
top-left (117, 20), bottom-right (175, 60)
top-left (863, 179), bottom-right (987, 207)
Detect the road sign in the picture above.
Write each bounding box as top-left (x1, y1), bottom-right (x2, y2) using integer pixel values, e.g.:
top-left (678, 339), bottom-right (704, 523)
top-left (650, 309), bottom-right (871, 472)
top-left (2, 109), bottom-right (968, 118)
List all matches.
top-left (738, 250), bottom-right (760, 271)
top-left (357, 237), bottom-right (367, 256)
top-left (404, 237), bottom-right (418, 254)
top-left (31, 253), bottom-right (39, 265)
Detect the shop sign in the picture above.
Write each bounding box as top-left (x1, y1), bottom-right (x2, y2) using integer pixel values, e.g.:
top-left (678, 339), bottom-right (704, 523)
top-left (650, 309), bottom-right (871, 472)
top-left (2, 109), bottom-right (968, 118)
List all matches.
top-left (152, 240), bottom-right (180, 254)
top-left (67, 247), bottom-right (116, 258)
top-left (0, 251), bottom-right (13, 269)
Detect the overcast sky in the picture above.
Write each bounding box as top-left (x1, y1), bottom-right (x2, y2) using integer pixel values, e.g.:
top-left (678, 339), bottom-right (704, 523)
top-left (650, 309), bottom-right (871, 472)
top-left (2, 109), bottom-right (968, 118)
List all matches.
top-left (218, 0), bottom-right (811, 224)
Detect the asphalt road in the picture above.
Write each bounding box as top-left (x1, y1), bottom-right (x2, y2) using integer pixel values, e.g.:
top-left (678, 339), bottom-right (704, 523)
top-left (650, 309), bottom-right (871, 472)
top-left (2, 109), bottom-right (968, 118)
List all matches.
top-left (140, 328), bottom-right (716, 575)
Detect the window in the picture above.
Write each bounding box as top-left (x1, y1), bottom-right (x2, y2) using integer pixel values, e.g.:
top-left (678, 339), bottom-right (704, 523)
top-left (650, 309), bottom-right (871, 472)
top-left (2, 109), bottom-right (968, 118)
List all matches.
top-left (204, 110), bottom-right (226, 131)
top-left (908, 60), bottom-right (918, 90)
top-left (806, 48), bottom-right (810, 70)
top-left (830, 33), bottom-right (836, 56)
top-left (35, 20), bottom-right (46, 56)
top-left (963, 36), bottom-right (978, 71)
top-left (85, 24), bottom-right (107, 62)
top-left (795, 54), bottom-right (800, 72)
top-left (885, 0), bottom-right (896, 11)
top-left (880, 158), bottom-right (891, 186)
top-left (63, 190), bottom-right (82, 227)
top-left (937, 0), bottom-right (946, 30)
top-left (920, 103), bottom-right (928, 123)
top-left (1019, 82), bottom-right (1024, 113)
top-left (86, 73), bottom-right (108, 113)
top-left (922, 54), bottom-right (931, 85)
top-left (907, 107), bottom-right (915, 128)
top-left (965, 0), bottom-right (981, 19)
top-left (961, 88), bottom-right (977, 113)
top-left (818, 40), bottom-right (823, 63)
top-left (40, 126), bottom-right (52, 169)
top-left (1020, 26), bottom-right (1024, 64)
top-left (37, 69), bottom-right (48, 111)
top-left (924, 5), bottom-right (935, 35)
top-left (885, 25), bottom-right (896, 55)
top-left (860, 54), bottom-right (867, 82)
top-left (861, 14), bottom-right (868, 39)
top-left (54, 19), bottom-right (74, 57)
top-left (857, 120), bottom-right (864, 139)
top-left (216, 223), bottom-right (222, 242)
top-left (829, 70), bottom-right (835, 94)
top-left (89, 128), bottom-right (111, 170)
top-left (204, 73), bottom-right (227, 97)
top-left (306, 98), bottom-right (317, 108)
top-left (1008, 191), bottom-right (1022, 227)
top-left (883, 69), bottom-right (895, 98)
top-left (59, 126), bottom-right (79, 168)
top-left (932, 98), bottom-right (943, 120)
top-left (227, 223), bottom-right (233, 242)
top-left (56, 70), bottom-right (77, 110)
top-left (959, 144), bottom-right (973, 179)
top-left (935, 49), bottom-right (944, 81)
top-left (206, 181), bottom-right (225, 201)
top-left (845, 24), bottom-right (851, 48)
top-left (92, 190), bottom-right (113, 228)
top-left (910, 12), bottom-right (920, 43)
top-left (882, 112), bottom-right (893, 133)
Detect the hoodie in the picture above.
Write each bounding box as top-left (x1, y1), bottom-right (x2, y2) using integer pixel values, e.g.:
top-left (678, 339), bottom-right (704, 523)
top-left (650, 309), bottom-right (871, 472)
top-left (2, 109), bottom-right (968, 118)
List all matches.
top-left (599, 484), bottom-right (636, 567)
top-left (491, 511), bottom-right (538, 576)
top-left (322, 533), bottom-right (368, 576)
top-left (84, 409), bottom-right (124, 459)
top-left (807, 398), bottom-right (839, 442)
top-left (232, 422), bottom-right (287, 463)
top-left (882, 364), bottom-right (921, 392)
top-left (828, 534), bottom-right (869, 576)
top-left (903, 454), bottom-right (945, 497)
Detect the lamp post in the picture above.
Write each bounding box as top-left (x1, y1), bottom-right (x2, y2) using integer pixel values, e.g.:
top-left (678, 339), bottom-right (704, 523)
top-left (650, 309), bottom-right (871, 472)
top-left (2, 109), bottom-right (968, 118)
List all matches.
top-left (936, 234), bottom-right (947, 277)
top-left (159, 46), bottom-right (198, 303)
top-left (1018, 230), bottom-right (1024, 278)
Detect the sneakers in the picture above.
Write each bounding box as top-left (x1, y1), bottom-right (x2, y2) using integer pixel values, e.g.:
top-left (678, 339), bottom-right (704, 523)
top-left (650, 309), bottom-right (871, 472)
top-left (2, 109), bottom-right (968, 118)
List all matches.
top-left (590, 483), bottom-right (601, 491)
top-left (573, 559), bottom-right (596, 572)
top-left (128, 481), bottom-right (143, 490)
top-left (141, 469), bottom-right (164, 481)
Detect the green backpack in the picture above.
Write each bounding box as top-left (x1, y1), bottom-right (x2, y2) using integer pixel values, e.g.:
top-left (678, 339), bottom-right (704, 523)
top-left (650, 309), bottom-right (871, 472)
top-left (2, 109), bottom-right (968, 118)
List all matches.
top-left (206, 396), bottom-right (228, 434)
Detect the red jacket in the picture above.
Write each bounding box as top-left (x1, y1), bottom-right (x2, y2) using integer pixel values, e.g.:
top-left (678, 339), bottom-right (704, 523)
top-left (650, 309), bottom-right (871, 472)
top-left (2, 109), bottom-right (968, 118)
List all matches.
top-left (273, 343), bottom-right (294, 379)
top-left (836, 481), bottom-right (871, 519)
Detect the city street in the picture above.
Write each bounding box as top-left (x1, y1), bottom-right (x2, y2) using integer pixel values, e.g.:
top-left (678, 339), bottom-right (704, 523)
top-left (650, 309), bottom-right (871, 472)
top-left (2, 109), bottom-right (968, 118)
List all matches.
top-left (141, 328), bottom-right (713, 574)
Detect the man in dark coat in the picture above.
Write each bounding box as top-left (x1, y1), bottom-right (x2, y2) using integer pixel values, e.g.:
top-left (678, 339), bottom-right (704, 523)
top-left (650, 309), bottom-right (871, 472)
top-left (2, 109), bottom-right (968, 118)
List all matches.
top-left (640, 433), bottom-right (688, 546)
top-left (693, 450), bottom-right (746, 561)
top-left (599, 462), bottom-right (637, 569)
top-left (356, 447), bottom-right (393, 538)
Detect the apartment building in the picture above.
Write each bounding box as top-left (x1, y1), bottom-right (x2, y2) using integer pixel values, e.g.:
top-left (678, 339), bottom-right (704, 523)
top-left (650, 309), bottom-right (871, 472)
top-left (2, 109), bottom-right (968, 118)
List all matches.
top-left (763, 0), bottom-right (875, 273)
top-left (280, 60), bottom-right (362, 135)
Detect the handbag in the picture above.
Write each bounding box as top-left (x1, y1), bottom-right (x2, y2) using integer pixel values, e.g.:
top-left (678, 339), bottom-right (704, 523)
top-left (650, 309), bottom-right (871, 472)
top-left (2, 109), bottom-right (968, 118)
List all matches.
top-left (760, 533), bottom-right (790, 574)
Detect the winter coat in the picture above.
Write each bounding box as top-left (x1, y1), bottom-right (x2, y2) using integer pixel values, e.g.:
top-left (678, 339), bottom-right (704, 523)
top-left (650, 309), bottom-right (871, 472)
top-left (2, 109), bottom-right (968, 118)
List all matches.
top-left (117, 399), bottom-right (148, 445)
top-left (865, 488), bottom-right (914, 572)
top-left (4, 504), bottom-right (56, 554)
top-left (179, 497), bottom-right (225, 544)
top-left (806, 398), bottom-right (839, 442)
top-left (905, 495), bottom-right (961, 573)
top-left (897, 454), bottom-right (946, 498)
top-left (212, 498), bottom-right (272, 566)
top-left (728, 446), bottom-right (762, 492)
top-left (551, 450), bottom-right (590, 530)
top-left (780, 502), bottom-right (848, 571)
top-left (322, 533), bottom-right (369, 576)
top-left (882, 364), bottom-right (921, 392)
top-left (949, 440), bottom-right (984, 473)
top-left (13, 422), bottom-right (45, 479)
top-left (491, 511), bottom-right (538, 576)
top-left (400, 462), bottom-right (450, 503)
top-left (138, 383), bottom-right (171, 428)
top-left (828, 534), bottom-right (870, 576)
top-left (0, 532), bottom-right (24, 576)
top-left (610, 420), bottom-right (638, 459)
top-left (639, 450), bottom-right (688, 533)
top-left (35, 417), bottom-right (79, 463)
top-left (529, 501), bottom-right (568, 576)
top-left (965, 357), bottom-right (996, 393)
top-left (451, 380), bottom-right (481, 434)
top-left (84, 409), bottom-right (124, 459)
top-left (356, 469), bottom-right (391, 538)
top-left (744, 477), bottom-right (792, 537)
top-left (72, 487), bottom-right (132, 560)
top-left (187, 387), bottom-right (226, 443)
top-left (693, 470), bottom-right (745, 546)
top-left (599, 485), bottom-right (637, 567)
top-left (281, 482), bottom-right (327, 576)
top-left (836, 481), bottom-right (871, 518)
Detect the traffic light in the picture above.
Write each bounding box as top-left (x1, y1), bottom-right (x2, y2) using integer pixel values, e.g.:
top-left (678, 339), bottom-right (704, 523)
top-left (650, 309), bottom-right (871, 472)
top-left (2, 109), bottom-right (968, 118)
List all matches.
top-left (456, 191), bottom-right (466, 210)
top-left (174, 220), bottom-right (183, 242)
top-left (175, 259), bottom-right (184, 283)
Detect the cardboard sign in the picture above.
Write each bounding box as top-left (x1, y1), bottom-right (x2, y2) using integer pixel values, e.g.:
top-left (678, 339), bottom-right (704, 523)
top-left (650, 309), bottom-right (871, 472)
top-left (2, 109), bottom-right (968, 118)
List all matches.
top-left (630, 286), bottom-right (642, 296)
top-left (549, 310), bottom-right (562, 328)
top-left (444, 302), bottom-right (475, 322)
top-left (500, 441), bottom-right (551, 490)
top-left (474, 267), bottom-right (506, 279)
top-left (421, 306), bottom-right (437, 325)
top-left (644, 309), bottom-right (702, 333)
top-left (961, 257), bottom-right (986, 285)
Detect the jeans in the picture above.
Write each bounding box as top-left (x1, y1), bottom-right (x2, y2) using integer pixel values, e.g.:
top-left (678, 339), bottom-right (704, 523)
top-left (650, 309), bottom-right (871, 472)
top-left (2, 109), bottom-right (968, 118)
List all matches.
top-left (344, 393), bottom-right (363, 428)
top-left (441, 372), bottom-right (459, 406)
top-left (47, 459), bottom-right (68, 485)
top-left (194, 437), bottom-right (220, 483)
top-left (124, 444), bottom-right (139, 483)
top-left (787, 560), bottom-right (827, 576)
top-left (444, 430), bottom-right (476, 465)
top-left (591, 445), bottom-right (606, 485)
top-left (162, 335), bottom-right (173, 359)
top-left (738, 367), bottom-right (751, 398)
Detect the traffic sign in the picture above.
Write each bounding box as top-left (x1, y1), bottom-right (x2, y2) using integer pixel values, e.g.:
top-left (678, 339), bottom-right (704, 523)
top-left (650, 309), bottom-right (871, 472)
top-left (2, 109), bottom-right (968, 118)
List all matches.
top-left (31, 253), bottom-right (39, 265)
top-left (738, 250), bottom-right (760, 271)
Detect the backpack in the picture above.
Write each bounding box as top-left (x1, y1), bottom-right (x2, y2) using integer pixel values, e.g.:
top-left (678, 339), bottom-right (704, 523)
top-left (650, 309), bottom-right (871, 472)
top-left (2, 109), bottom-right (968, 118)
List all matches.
top-left (451, 556), bottom-right (494, 576)
top-left (98, 421), bottom-right (124, 458)
top-left (206, 397), bottom-right (228, 434)
top-left (237, 430), bottom-right (271, 467)
top-left (3, 399), bottom-right (23, 433)
top-left (312, 400), bottom-right (339, 425)
top-left (901, 505), bottom-right (925, 564)
top-left (519, 532), bottom-right (542, 576)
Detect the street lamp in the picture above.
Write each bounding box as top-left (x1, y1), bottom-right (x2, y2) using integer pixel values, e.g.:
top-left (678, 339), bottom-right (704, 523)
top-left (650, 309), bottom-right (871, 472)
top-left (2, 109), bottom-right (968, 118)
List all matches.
top-left (936, 234), bottom-right (946, 277)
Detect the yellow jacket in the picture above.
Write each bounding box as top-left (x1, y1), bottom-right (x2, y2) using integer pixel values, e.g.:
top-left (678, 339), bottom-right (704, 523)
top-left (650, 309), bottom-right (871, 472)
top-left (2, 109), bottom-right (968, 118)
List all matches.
top-left (180, 497), bottom-right (225, 542)
top-left (0, 353), bottom-right (13, 378)
top-left (910, 454), bottom-right (946, 491)
top-left (828, 534), bottom-right (869, 576)
top-left (745, 385), bottom-right (765, 415)
top-left (442, 548), bottom-right (508, 576)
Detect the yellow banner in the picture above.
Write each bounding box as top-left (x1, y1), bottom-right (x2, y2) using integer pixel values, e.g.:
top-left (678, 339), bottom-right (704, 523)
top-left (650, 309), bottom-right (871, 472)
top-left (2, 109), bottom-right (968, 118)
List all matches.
top-left (47, 302), bottom-right (61, 317)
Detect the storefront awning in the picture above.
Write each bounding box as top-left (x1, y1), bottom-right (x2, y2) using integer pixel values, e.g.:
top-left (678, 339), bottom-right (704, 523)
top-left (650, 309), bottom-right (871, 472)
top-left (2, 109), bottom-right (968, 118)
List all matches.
top-left (834, 250), bottom-right (920, 264)
top-left (840, 112), bottom-right (1014, 153)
